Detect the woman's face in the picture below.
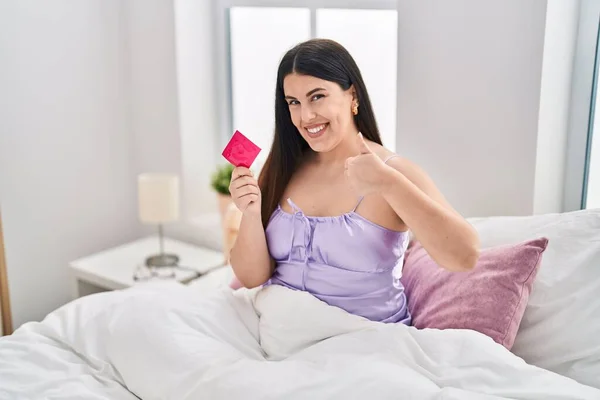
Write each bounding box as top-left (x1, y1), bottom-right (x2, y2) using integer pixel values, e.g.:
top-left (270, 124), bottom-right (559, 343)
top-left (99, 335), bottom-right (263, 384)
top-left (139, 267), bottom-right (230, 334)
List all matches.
top-left (283, 73), bottom-right (356, 153)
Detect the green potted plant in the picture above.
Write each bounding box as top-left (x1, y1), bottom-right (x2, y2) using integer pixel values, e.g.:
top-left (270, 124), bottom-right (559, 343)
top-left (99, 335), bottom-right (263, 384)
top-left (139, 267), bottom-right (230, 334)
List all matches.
top-left (211, 163), bottom-right (235, 220)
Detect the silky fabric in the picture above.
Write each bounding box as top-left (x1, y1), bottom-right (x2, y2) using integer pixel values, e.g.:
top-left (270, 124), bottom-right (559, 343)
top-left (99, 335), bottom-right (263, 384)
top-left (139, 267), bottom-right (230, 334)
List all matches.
top-left (264, 155), bottom-right (411, 324)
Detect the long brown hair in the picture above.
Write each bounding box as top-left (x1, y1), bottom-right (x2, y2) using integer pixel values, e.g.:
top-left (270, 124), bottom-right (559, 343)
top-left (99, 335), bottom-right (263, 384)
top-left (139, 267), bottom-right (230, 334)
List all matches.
top-left (258, 39), bottom-right (383, 227)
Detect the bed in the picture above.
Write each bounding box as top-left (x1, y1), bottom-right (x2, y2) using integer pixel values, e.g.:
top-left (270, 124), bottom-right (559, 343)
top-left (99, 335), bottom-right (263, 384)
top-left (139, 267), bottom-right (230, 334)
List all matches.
top-left (0, 208), bottom-right (599, 399)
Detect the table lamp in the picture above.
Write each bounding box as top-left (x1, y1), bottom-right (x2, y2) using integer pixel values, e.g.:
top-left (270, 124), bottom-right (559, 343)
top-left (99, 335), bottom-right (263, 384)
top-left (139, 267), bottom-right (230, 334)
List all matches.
top-left (138, 173), bottom-right (180, 267)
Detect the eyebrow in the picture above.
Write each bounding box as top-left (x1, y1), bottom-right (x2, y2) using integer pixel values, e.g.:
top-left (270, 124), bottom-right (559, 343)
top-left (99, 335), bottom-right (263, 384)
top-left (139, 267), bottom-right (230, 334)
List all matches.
top-left (284, 87), bottom-right (326, 100)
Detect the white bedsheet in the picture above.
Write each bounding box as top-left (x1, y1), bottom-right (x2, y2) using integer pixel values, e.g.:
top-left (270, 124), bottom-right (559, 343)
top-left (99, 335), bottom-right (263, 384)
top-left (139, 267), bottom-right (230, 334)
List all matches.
top-left (1, 282), bottom-right (598, 399)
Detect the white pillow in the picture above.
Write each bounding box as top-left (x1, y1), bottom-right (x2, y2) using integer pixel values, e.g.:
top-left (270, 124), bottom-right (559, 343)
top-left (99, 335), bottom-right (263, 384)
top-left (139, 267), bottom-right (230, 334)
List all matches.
top-left (468, 208), bottom-right (600, 389)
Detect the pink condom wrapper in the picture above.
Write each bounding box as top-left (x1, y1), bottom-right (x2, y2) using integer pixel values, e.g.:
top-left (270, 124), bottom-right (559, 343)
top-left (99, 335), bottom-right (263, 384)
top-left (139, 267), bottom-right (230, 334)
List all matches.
top-left (221, 130), bottom-right (261, 168)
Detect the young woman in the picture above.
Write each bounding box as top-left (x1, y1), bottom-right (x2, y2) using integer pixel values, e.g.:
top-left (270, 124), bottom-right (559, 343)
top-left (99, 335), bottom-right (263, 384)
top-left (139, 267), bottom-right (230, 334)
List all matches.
top-left (229, 39), bottom-right (479, 324)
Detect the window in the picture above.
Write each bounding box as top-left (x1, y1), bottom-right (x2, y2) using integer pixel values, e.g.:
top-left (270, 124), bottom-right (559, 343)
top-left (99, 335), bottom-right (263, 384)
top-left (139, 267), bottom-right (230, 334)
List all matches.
top-left (564, 0), bottom-right (600, 211)
top-left (229, 7), bottom-right (311, 163)
top-left (217, 0), bottom-right (398, 166)
top-left (585, 60), bottom-right (600, 209)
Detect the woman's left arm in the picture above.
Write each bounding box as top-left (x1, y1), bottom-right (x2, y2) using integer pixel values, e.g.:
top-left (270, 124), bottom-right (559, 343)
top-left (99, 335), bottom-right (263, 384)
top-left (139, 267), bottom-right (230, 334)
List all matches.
top-left (379, 157), bottom-right (480, 272)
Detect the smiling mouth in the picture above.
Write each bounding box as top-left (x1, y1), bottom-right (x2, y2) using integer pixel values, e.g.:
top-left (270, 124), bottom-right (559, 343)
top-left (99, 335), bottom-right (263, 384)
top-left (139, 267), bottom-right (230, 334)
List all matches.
top-left (305, 123), bottom-right (329, 137)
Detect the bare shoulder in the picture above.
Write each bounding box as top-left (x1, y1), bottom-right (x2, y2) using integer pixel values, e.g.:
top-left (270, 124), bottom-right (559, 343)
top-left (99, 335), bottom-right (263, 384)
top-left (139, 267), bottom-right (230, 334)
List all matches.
top-left (363, 139), bottom-right (395, 160)
top-left (383, 154), bottom-right (427, 178)
top-left (363, 141), bottom-right (408, 169)
top-left (366, 139), bottom-right (457, 213)
top-left (363, 139), bottom-right (427, 179)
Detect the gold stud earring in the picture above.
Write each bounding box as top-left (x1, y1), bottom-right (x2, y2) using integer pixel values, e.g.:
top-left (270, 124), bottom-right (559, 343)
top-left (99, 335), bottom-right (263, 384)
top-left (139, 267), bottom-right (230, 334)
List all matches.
top-left (352, 102), bottom-right (359, 116)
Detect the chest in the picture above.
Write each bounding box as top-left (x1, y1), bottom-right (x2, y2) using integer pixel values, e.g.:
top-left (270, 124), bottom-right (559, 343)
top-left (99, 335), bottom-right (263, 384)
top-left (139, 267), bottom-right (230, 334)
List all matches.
top-left (265, 211), bottom-right (407, 272)
top-left (281, 170), bottom-right (359, 217)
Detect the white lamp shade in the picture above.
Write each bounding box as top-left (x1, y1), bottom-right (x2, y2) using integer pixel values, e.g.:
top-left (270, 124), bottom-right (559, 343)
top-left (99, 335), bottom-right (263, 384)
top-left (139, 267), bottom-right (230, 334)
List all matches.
top-left (138, 173), bottom-right (180, 224)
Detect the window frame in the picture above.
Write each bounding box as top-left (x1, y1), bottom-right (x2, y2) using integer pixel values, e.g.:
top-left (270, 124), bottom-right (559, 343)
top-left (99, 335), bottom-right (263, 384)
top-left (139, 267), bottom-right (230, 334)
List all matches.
top-left (563, 0), bottom-right (600, 211)
top-left (213, 0), bottom-right (398, 150)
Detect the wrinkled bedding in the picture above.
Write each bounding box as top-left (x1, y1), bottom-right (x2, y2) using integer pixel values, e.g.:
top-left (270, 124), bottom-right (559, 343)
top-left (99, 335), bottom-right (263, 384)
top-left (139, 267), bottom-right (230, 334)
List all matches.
top-left (0, 282), bottom-right (598, 399)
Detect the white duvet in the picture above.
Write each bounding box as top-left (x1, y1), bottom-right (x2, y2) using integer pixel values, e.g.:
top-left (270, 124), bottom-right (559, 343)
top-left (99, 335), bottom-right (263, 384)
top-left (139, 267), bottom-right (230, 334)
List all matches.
top-left (1, 282), bottom-right (598, 400)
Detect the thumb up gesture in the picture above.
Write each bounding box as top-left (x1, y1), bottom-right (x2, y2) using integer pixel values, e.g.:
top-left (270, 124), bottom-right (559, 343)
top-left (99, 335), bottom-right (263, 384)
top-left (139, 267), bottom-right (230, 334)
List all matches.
top-left (345, 133), bottom-right (390, 196)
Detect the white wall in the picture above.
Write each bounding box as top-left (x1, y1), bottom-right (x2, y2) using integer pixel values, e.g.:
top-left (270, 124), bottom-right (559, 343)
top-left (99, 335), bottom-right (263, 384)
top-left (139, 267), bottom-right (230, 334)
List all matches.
top-left (125, 0), bottom-right (182, 178)
top-left (534, 0), bottom-right (580, 215)
top-left (124, 0), bottom-right (186, 243)
top-left (125, 0), bottom-right (221, 222)
top-left (123, 0), bottom-right (221, 249)
top-left (173, 0), bottom-right (218, 218)
top-left (0, 0), bottom-right (140, 328)
top-left (396, 0), bottom-right (554, 218)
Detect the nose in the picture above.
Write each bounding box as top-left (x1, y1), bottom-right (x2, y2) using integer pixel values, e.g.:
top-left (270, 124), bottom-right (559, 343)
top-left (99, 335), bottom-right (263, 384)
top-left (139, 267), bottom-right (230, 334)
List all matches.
top-left (300, 104), bottom-right (316, 123)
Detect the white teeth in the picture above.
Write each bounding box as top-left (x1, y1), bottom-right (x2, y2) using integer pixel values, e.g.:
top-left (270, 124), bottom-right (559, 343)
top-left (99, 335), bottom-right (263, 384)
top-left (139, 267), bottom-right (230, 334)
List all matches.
top-left (307, 124), bottom-right (326, 134)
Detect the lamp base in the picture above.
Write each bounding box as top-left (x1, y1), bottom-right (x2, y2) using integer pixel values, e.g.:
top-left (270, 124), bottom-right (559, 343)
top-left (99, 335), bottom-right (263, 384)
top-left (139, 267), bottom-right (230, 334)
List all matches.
top-left (145, 253), bottom-right (179, 267)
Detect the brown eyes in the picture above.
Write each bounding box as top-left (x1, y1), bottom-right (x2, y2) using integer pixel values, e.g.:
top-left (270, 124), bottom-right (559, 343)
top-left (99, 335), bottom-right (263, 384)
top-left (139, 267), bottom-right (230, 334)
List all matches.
top-left (287, 94), bottom-right (324, 106)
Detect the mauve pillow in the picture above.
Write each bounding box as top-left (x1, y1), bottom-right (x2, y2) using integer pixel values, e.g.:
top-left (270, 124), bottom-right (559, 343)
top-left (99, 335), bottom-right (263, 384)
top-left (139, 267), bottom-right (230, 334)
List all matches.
top-left (400, 237), bottom-right (548, 350)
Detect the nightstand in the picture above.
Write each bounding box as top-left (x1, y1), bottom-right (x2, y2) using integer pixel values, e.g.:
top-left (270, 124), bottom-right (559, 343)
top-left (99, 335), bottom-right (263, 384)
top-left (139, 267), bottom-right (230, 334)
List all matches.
top-left (69, 236), bottom-right (229, 298)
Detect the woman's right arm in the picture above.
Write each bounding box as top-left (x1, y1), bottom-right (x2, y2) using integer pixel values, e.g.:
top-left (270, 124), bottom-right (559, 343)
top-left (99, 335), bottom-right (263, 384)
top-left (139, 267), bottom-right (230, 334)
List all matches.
top-left (228, 167), bottom-right (274, 288)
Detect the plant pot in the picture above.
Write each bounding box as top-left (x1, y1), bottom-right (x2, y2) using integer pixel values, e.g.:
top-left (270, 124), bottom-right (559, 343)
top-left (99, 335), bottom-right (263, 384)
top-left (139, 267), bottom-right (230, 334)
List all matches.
top-left (216, 193), bottom-right (233, 221)
top-left (216, 193), bottom-right (239, 263)
top-left (223, 202), bottom-right (243, 264)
